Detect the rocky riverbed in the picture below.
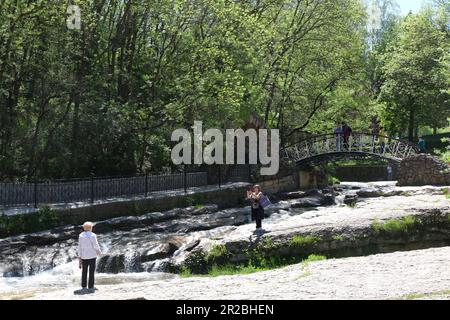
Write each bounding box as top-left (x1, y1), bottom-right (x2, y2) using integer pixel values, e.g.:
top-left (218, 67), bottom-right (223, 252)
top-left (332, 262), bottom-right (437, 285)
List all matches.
top-left (174, 182), bottom-right (450, 273)
top-left (0, 182), bottom-right (449, 300)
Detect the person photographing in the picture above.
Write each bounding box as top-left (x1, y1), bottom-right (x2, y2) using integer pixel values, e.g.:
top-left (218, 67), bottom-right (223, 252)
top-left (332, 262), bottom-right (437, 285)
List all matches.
top-left (246, 185), bottom-right (268, 233)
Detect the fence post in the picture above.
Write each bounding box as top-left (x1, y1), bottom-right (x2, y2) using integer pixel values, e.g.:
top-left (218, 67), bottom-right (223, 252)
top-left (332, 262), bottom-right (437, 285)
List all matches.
top-left (184, 167), bottom-right (187, 194)
top-left (90, 174), bottom-right (94, 204)
top-left (145, 173), bottom-right (148, 197)
top-left (248, 165), bottom-right (251, 182)
top-left (34, 179), bottom-right (38, 208)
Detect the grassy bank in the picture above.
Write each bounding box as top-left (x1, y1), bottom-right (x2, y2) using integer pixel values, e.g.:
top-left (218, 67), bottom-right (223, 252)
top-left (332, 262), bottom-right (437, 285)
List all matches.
top-left (180, 254), bottom-right (327, 278)
top-left (0, 206), bottom-right (61, 238)
top-left (371, 216), bottom-right (418, 234)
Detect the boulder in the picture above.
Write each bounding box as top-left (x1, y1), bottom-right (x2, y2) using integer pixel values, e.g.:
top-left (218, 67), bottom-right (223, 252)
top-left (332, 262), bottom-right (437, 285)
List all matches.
top-left (181, 205), bottom-right (219, 216)
top-left (141, 243), bottom-right (178, 262)
top-left (184, 239), bottom-right (201, 252)
top-left (344, 195), bottom-right (358, 206)
top-left (357, 188), bottom-right (405, 198)
top-left (277, 191), bottom-right (307, 200)
top-left (357, 188), bottom-right (383, 198)
top-left (291, 194), bottom-right (335, 208)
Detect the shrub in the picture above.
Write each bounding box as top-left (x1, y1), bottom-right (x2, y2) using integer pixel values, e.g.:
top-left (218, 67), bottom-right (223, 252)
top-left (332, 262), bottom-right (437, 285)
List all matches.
top-left (384, 216), bottom-right (416, 233)
top-left (0, 206), bottom-right (61, 238)
top-left (371, 219), bottom-right (383, 233)
top-left (435, 149), bottom-right (450, 163)
top-left (179, 266), bottom-right (193, 278)
top-left (332, 234), bottom-right (345, 242)
top-left (183, 197), bottom-right (195, 207)
top-left (290, 235), bottom-right (321, 246)
top-left (261, 237), bottom-right (276, 249)
top-left (304, 254), bottom-right (327, 263)
top-left (371, 216), bottom-right (418, 234)
top-left (443, 188), bottom-right (450, 199)
top-left (328, 176), bottom-right (341, 186)
top-left (206, 244), bottom-right (230, 264)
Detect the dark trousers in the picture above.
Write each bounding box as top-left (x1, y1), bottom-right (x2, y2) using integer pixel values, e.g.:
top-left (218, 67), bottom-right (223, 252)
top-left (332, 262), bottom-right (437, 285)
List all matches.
top-left (251, 207), bottom-right (264, 229)
top-left (81, 258), bottom-right (96, 289)
top-left (256, 217), bottom-right (262, 229)
top-left (343, 137), bottom-right (350, 151)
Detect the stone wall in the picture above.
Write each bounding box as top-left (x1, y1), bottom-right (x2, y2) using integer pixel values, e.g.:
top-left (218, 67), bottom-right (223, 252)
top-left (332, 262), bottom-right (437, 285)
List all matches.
top-left (334, 165), bottom-right (398, 182)
top-left (298, 169), bottom-right (329, 189)
top-left (256, 169), bottom-right (332, 193)
top-left (48, 183), bottom-right (251, 225)
top-left (397, 154), bottom-right (450, 186)
top-left (258, 175), bottom-right (298, 194)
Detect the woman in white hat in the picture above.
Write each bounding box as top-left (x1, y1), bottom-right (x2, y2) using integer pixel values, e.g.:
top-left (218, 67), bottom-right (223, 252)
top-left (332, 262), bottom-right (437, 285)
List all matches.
top-left (78, 222), bottom-right (102, 293)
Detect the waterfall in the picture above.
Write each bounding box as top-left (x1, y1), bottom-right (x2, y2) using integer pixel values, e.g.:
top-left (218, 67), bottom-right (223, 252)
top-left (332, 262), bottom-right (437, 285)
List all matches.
top-left (21, 255), bottom-right (32, 277)
top-left (123, 250), bottom-right (138, 273)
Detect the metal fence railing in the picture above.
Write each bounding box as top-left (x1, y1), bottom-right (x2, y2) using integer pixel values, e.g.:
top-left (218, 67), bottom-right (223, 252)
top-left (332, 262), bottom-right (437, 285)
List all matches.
top-left (0, 171), bottom-right (209, 208)
top-left (225, 165), bottom-right (254, 183)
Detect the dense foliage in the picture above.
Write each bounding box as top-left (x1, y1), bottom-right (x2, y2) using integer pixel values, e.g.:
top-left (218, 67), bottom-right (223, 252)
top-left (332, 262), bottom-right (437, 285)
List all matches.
top-left (377, 2), bottom-right (450, 140)
top-left (0, 0), bottom-right (448, 180)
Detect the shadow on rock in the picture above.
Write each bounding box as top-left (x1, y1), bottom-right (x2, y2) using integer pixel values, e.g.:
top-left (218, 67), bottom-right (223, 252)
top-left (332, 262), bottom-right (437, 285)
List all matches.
top-left (73, 289), bottom-right (93, 295)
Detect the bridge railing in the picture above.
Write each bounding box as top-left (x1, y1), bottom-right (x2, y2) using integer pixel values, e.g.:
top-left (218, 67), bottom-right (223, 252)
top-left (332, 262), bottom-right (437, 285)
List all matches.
top-left (281, 132), bottom-right (419, 163)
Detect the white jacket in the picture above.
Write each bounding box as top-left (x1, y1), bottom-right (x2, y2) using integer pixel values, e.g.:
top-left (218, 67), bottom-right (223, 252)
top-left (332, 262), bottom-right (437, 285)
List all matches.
top-left (78, 231), bottom-right (102, 260)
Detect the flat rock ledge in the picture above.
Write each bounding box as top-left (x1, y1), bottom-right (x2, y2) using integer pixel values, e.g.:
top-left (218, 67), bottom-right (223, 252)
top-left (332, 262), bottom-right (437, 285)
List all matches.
top-left (29, 246), bottom-right (450, 300)
top-left (174, 193), bottom-right (450, 273)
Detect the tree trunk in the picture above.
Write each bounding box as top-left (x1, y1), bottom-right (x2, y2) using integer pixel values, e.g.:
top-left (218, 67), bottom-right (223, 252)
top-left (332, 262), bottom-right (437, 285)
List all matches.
top-left (408, 109), bottom-right (415, 142)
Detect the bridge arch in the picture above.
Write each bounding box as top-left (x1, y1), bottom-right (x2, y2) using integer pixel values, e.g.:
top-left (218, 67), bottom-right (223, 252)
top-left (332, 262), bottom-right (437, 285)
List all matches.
top-left (281, 133), bottom-right (419, 166)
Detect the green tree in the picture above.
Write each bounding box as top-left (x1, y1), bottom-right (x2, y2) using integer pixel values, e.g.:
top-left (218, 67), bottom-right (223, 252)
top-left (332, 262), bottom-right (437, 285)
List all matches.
top-left (0, 0), bottom-right (415, 181)
top-left (378, 8), bottom-right (450, 141)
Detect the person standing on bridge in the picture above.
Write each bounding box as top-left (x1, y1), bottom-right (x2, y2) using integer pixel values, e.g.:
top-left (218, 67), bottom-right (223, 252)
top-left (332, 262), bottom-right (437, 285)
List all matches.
top-left (78, 222), bottom-right (102, 293)
top-left (342, 122), bottom-right (353, 151)
top-left (334, 123), bottom-right (343, 152)
top-left (417, 137), bottom-right (426, 153)
top-left (369, 117), bottom-right (381, 152)
top-left (379, 127), bottom-right (386, 154)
